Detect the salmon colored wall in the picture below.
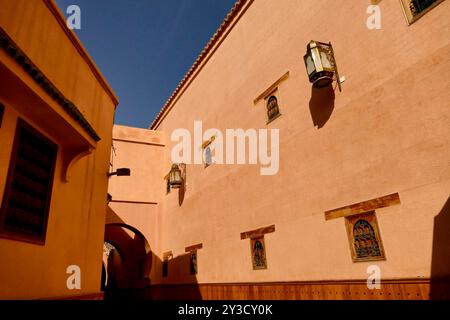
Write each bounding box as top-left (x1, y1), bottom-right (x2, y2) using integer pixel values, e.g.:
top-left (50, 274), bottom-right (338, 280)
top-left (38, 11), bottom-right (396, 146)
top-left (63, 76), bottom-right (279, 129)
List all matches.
top-left (105, 0), bottom-right (449, 289)
top-left (107, 126), bottom-right (166, 282)
top-left (0, 0), bottom-right (117, 299)
top-left (149, 0), bottom-right (450, 284)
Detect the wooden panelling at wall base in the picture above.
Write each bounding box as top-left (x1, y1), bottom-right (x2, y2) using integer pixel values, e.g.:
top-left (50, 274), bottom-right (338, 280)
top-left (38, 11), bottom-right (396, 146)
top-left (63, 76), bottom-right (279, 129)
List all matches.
top-left (145, 279), bottom-right (450, 300)
top-left (43, 292), bottom-right (104, 300)
top-left (325, 193), bottom-right (401, 221)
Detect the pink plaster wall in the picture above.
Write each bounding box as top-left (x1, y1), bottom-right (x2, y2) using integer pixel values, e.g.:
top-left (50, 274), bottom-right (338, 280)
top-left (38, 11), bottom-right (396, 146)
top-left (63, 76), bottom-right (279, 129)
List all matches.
top-left (109, 0), bottom-right (450, 285)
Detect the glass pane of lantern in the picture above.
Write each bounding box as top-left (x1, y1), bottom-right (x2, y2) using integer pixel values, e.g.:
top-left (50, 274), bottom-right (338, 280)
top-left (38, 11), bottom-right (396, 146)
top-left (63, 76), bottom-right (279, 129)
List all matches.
top-left (311, 48), bottom-right (322, 68)
top-left (320, 51), bottom-right (332, 69)
top-left (306, 56), bottom-right (315, 75)
top-left (169, 165), bottom-right (182, 186)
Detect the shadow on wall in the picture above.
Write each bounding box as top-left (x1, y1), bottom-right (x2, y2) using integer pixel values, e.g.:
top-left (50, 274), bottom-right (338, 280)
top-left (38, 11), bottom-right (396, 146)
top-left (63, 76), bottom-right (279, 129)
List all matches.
top-left (178, 182), bottom-right (186, 206)
top-left (309, 85), bottom-right (335, 129)
top-left (430, 196), bottom-right (450, 299)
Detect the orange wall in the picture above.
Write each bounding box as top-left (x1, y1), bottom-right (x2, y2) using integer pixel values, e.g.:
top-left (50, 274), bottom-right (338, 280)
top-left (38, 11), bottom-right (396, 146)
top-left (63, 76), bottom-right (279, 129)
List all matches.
top-left (0, 0), bottom-right (117, 299)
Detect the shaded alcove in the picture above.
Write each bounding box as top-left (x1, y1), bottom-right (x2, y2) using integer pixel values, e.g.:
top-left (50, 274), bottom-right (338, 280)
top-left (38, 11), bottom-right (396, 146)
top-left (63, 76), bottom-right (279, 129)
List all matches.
top-left (309, 84), bottom-right (335, 129)
top-left (142, 253), bottom-right (203, 300)
top-left (103, 223), bottom-right (153, 299)
top-left (430, 196), bottom-right (450, 299)
top-left (102, 219), bottom-right (202, 300)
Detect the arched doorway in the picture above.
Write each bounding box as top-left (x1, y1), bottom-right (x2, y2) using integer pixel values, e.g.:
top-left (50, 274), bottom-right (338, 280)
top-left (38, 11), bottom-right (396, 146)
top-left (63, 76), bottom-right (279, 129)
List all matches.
top-left (103, 223), bottom-right (152, 292)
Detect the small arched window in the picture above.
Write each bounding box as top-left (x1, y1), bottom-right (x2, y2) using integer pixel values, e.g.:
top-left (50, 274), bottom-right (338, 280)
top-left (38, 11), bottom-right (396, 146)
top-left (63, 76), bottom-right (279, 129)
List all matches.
top-left (353, 220), bottom-right (382, 259)
top-left (346, 211), bottom-right (385, 262)
top-left (251, 237), bottom-right (268, 270)
top-left (266, 96), bottom-right (280, 123)
top-left (204, 145), bottom-right (213, 168)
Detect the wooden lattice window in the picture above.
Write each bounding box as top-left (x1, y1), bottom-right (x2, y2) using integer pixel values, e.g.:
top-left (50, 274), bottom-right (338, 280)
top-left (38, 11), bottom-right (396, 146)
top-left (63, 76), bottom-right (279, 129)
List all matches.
top-left (251, 237), bottom-right (268, 270)
top-left (266, 96), bottom-right (281, 124)
top-left (0, 103), bottom-right (4, 127)
top-left (345, 212), bottom-right (386, 262)
top-left (401, 0), bottom-right (444, 24)
top-left (0, 119), bottom-right (57, 245)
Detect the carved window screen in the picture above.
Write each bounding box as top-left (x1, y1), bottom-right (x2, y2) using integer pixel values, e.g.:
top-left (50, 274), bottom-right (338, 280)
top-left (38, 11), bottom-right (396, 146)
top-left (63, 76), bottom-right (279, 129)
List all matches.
top-left (250, 236), bottom-right (268, 270)
top-left (266, 95), bottom-right (281, 124)
top-left (345, 211), bottom-right (386, 262)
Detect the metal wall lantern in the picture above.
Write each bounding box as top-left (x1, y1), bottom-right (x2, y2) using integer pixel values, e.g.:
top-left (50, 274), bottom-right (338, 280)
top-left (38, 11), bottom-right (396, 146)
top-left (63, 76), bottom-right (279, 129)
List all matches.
top-left (108, 168), bottom-right (131, 177)
top-left (304, 40), bottom-right (342, 92)
top-left (168, 164), bottom-right (183, 189)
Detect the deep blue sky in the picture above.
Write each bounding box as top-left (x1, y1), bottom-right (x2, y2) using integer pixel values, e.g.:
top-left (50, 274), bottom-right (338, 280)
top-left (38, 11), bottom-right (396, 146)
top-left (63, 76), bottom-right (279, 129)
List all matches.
top-left (55, 0), bottom-right (236, 128)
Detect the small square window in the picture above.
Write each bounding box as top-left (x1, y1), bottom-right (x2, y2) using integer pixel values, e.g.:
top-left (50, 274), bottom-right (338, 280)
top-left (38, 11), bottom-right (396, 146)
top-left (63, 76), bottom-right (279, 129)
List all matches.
top-left (345, 211), bottom-right (386, 263)
top-left (400, 0), bottom-right (444, 24)
top-left (250, 236), bottom-right (268, 270)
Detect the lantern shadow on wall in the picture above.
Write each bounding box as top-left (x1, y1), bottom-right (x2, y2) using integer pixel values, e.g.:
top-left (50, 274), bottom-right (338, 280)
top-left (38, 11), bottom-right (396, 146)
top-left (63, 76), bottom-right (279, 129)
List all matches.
top-left (309, 85), bottom-right (335, 129)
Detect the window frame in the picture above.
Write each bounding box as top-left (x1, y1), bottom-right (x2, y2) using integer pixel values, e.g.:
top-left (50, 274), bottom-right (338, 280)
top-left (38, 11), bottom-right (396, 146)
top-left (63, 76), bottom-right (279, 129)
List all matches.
top-left (400, 0), bottom-right (445, 25)
top-left (0, 118), bottom-right (58, 245)
top-left (202, 138), bottom-right (215, 168)
top-left (250, 236), bottom-right (268, 270)
top-left (204, 144), bottom-right (213, 168)
top-left (265, 92), bottom-right (282, 125)
top-left (345, 211), bottom-right (386, 263)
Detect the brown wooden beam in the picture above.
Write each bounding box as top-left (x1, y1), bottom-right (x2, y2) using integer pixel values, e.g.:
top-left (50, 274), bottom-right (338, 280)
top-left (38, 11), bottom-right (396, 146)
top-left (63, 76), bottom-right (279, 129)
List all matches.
top-left (185, 243), bottom-right (203, 252)
top-left (324, 193), bottom-right (401, 221)
top-left (253, 72), bottom-right (289, 105)
top-left (241, 225), bottom-right (275, 240)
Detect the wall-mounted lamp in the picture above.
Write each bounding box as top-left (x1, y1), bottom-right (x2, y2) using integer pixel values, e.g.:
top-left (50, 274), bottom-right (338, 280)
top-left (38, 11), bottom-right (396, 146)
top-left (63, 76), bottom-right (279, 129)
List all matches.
top-left (108, 168), bottom-right (131, 177)
top-left (168, 164), bottom-right (183, 189)
top-left (304, 40), bottom-right (343, 92)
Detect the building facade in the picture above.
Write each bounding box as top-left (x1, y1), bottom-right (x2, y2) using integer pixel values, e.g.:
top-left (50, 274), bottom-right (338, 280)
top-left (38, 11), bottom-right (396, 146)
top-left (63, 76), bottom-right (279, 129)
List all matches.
top-left (107, 0), bottom-right (450, 300)
top-left (0, 0), bottom-right (118, 299)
